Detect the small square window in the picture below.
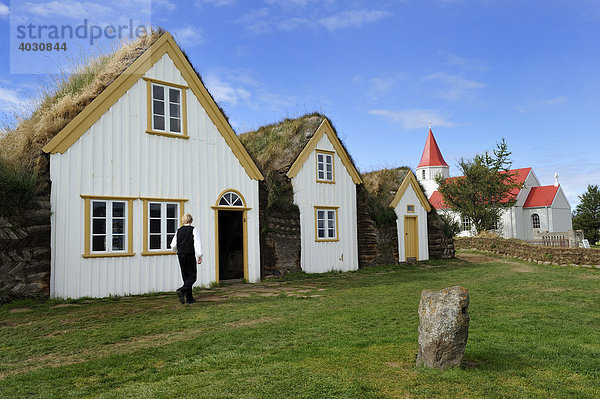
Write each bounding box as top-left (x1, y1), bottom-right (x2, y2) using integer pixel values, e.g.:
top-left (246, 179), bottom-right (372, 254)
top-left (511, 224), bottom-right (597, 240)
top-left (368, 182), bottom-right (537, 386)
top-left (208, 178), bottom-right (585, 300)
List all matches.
top-left (407, 205), bottom-right (415, 213)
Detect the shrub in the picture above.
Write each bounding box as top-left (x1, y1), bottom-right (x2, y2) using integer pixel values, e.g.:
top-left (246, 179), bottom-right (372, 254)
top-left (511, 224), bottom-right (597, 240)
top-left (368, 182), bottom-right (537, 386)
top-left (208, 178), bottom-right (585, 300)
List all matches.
top-left (0, 157), bottom-right (40, 217)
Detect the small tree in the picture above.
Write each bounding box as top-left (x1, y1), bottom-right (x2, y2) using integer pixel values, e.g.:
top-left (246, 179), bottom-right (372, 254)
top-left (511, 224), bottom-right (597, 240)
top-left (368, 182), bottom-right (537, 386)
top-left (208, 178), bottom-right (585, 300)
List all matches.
top-left (573, 185), bottom-right (600, 244)
top-left (435, 139), bottom-right (523, 233)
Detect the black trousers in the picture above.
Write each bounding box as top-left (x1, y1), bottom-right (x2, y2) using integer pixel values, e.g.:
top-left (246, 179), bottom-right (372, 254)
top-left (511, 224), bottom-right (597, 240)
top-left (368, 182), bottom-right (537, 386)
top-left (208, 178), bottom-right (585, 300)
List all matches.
top-left (177, 253), bottom-right (197, 301)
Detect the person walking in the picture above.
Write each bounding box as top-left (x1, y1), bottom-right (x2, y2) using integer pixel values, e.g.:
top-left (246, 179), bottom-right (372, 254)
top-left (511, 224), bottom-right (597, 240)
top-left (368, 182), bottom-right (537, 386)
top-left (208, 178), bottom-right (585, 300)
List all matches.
top-left (170, 214), bottom-right (203, 304)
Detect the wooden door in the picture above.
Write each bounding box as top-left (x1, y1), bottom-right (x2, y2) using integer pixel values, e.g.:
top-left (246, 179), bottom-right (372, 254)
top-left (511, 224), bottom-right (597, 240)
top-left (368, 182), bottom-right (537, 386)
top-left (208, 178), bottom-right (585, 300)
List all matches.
top-left (404, 216), bottom-right (418, 260)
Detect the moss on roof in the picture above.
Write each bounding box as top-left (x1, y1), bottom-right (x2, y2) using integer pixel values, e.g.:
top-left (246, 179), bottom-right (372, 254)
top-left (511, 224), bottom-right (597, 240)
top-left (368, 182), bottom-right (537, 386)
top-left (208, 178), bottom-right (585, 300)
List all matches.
top-left (0, 28), bottom-right (165, 173)
top-left (360, 167), bottom-right (411, 226)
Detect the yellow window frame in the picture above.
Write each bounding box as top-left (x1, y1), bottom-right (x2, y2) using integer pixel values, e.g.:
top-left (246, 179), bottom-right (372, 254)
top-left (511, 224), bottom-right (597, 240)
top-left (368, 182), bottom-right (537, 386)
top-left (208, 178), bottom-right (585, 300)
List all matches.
top-left (144, 77), bottom-right (189, 139)
top-left (81, 195), bottom-right (136, 258)
top-left (141, 197), bottom-right (188, 256)
top-left (315, 149), bottom-right (335, 184)
top-left (314, 206), bottom-right (340, 242)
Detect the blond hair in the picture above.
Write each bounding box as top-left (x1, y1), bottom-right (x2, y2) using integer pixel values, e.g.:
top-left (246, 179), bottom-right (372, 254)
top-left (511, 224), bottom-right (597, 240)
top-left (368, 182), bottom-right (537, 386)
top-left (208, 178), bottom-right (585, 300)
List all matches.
top-left (181, 214), bottom-right (193, 224)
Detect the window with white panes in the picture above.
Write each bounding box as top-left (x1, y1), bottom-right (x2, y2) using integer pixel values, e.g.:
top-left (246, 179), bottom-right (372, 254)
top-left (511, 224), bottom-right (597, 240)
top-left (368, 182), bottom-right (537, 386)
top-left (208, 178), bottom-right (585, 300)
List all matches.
top-left (316, 150), bottom-right (334, 182)
top-left (461, 216), bottom-right (472, 232)
top-left (151, 83), bottom-right (182, 134)
top-left (316, 208), bottom-right (338, 241)
top-left (91, 200), bottom-right (127, 253)
top-left (148, 202), bottom-right (180, 251)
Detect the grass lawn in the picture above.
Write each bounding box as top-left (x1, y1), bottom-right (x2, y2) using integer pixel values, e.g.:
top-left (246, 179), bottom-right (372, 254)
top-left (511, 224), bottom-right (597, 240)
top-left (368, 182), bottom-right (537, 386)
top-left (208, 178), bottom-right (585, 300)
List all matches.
top-left (1, 252), bottom-right (600, 398)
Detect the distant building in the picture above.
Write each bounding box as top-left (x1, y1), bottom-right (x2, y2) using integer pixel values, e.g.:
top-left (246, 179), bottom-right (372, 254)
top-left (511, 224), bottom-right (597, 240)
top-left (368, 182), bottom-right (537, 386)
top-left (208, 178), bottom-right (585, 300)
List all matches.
top-left (416, 128), bottom-right (573, 240)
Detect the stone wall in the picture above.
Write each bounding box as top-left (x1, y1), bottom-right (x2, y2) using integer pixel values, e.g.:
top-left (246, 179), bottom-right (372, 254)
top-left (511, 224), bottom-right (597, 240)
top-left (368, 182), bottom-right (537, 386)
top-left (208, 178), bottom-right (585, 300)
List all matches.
top-left (428, 211), bottom-right (455, 259)
top-left (0, 196), bottom-right (51, 302)
top-left (258, 182), bottom-right (301, 277)
top-left (455, 236), bottom-right (600, 267)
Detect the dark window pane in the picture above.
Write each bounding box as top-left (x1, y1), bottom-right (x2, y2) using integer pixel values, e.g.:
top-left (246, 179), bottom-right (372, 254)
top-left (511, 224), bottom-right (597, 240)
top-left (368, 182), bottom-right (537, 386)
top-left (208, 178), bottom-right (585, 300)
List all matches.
top-left (318, 219), bottom-right (324, 228)
top-left (92, 201), bottom-right (106, 217)
top-left (167, 219), bottom-right (177, 234)
top-left (169, 88), bottom-right (180, 103)
top-left (153, 115), bottom-right (165, 131)
top-left (149, 235), bottom-right (161, 250)
top-left (112, 219), bottom-right (124, 234)
top-left (150, 219), bottom-right (161, 234)
top-left (317, 211), bottom-right (324, 219)
top-left (153, 100), bottom-right (164, 116)
top-left (318, 163), bottom-right (323, 171)
top-left (149, 203), bottom-right (161, 218)
top-left (152, 85), bottom-right (164, 100)
top-left (328, 211), bottom-right (335, 220)
top-left (219, 197), bottom-right (228, 206)
top-left (112, 202), bottom-right (125, 217)
top-left (328, 219), bottom-right (335, 229)
top-left (318, 154), bottom-right (323, 162)
top-left (167, 234), bottom-right (174, 245)
top-left (170, 118), bottom-right (181, 133)
top-left (318, 229), bottom-right (325, 238)
top-left (169, 103), bottom-right (180, 118)
top-left (93, 219), bottom-right (106, 234)
top-left (92, 235), bottom-right (106, 251)
top-left (328, 229), bottom-right (335, 237)
top-left (318, 171), bottom-right (324, 179)
top-left (167, 204), bottom-right (177, 218)
top-left (326, 163), bottom-right (332, 172)
top-left (233, 197), bottom-right (242, 206)
top-left (112, 235), bottom-right (124, 251)
top-left (327, 171), bottom-right (333, 180)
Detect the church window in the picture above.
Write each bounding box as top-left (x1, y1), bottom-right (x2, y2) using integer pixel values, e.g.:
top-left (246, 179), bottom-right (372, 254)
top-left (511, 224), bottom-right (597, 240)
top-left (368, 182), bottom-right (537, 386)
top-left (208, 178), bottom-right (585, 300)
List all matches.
top-left (532, 213), bottom-right (540, 229)
top-left (422, 170), bottom-right (426, 179)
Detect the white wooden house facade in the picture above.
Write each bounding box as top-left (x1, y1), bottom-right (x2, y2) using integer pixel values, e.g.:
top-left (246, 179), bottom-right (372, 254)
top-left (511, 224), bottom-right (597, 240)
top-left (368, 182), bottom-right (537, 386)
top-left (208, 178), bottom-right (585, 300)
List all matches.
top-left (390, 171), bottom-right (431, 261)
top-left (43, 33), bottom-right (264, 298)
top-left (288, 119), bottom-right (362, 273)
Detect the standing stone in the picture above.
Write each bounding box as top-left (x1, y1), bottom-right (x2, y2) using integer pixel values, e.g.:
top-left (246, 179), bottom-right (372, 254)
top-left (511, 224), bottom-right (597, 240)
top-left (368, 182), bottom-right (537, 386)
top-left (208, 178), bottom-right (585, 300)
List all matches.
top-left (416, 286), bottom-right (469, 369)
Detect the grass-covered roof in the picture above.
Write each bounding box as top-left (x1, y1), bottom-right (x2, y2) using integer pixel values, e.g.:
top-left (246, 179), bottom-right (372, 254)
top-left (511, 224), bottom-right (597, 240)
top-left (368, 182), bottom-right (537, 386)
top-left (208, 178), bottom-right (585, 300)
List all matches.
top-left (360, 167), bottom-right (411, 226)
top-left (0, 29), bottom-right (165, 173)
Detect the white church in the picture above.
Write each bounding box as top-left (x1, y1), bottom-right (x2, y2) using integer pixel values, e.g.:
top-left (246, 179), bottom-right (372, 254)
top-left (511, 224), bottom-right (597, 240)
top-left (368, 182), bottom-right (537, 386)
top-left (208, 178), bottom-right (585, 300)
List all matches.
top-left (416, 128), bottom-right (573, 240)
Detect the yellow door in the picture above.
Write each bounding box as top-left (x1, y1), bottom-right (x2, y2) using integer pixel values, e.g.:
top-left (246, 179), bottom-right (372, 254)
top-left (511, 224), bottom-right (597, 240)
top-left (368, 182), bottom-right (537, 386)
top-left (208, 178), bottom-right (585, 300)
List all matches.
top-left (404, 216), bottom-right (418, 260)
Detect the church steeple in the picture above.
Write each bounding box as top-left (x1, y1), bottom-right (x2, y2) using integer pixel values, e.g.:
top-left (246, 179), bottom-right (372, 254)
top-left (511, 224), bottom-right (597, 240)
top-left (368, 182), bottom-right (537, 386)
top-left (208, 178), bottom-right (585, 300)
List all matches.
top-left (416, 126), bottom-right (450, 198)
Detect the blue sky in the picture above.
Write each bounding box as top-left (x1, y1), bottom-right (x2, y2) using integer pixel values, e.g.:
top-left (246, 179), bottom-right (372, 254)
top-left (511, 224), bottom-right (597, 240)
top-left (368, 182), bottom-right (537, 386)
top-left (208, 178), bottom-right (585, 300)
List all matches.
top-left (0, 0), bottom-right (598, 207)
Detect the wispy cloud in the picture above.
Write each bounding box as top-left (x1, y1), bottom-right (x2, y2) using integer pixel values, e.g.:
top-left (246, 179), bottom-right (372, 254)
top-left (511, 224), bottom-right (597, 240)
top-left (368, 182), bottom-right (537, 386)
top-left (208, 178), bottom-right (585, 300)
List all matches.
top-left (369, 108), bottom-right (455, 130)
top-left (442, 52), bottom-right (488, 71)
top-left (204, 74), bottom-right (251, 106)
top-left (318, 9), bottom-right (392, 31)
top-left (0, 3), bottom-right (9, 18)
top-left (26, 0), bottom-right (112, 19)
top-left (423, 72), bottom-right (485, 101)
top-left (0, 87), bottom-right (22, 105)
top-left (151, 0), bottom-right (177, 12)
top-left (367, 74), bottom-right (406, 100)
top-left (516, 96), bottom-right (568, 113)
top-left (238, 7), bottom-right (391, 34)
top-left (194, 0), bottom-right (234, 8)
top-left (172, 26), bottom-right (204, 47)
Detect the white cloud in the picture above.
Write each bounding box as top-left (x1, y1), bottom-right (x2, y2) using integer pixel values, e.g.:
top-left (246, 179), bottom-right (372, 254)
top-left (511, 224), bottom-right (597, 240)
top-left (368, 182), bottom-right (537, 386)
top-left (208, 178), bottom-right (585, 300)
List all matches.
top-left (318, 9), bottom-right (392, 31)
top-left (367, 74), bottom-right (405, 100)
top-left (0, 3), bottom-right (9, 18)
top-left (0, 87), bottom-right (22, 105)
top-left (516, 96), bottom-right (568, 113)
top-left (194, 0), bottom-right (235, 7)
top-left (26, 0), bottom-right (112, 19)
top-left (423, 72), bottom-right (485, 101)
top-left (152, 0), bottom-right (176, 12)
top-left (369, 109), bottom-right (455, 130)
top-left (204, 74), bottom-right (251, 106)
top-left (172, 26), bottom-right (204, 47)
top-left (442, 52), bottom-right (488, 71)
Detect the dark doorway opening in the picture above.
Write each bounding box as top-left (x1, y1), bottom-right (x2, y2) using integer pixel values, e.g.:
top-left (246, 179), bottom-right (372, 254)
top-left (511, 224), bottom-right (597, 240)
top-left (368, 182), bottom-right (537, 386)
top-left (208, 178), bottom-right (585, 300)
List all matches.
top-left (218, 210), bottom-right (244, 280)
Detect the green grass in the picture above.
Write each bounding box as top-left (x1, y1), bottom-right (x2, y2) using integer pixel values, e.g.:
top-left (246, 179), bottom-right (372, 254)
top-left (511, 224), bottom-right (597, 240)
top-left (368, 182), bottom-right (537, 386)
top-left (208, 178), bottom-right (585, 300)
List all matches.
top-left (1, 253), bottom-right (599, 398)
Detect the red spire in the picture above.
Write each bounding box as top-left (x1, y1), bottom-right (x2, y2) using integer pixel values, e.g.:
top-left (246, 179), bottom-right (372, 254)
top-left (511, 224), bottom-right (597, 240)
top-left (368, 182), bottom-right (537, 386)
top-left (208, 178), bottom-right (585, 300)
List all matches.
top-left (417, 128), bottom-right (448, 168)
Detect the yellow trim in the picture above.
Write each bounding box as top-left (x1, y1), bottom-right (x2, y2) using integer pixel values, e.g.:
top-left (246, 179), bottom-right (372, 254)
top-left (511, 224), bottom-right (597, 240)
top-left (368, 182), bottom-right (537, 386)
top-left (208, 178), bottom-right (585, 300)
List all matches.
top-left (146, 79), bottom-right (189, 138)
top-left (42, 32), bottom-right (264, 181)
top-left (287, 118), bottom-right (362, 184)
top-left (315, 149), bottom-right (336, 184)
top-left (403, 215), bottom-right (419, 261)
top-left (213, 190), bottom-right (250, 283)
top-left (146, 130), bottom-right (190, 139)
top-left (314, 206), bottom-right (340, 242)
top-left (389, 170), bottom-right (432, 212)
top-left (82, 197), bottom-right (135, 258)
top-left (142, 77), bottom-right (188, 90)
top-left (214, 188), bottom-right (248, 207)
top-left (141, 198), bottom-right (187, 256)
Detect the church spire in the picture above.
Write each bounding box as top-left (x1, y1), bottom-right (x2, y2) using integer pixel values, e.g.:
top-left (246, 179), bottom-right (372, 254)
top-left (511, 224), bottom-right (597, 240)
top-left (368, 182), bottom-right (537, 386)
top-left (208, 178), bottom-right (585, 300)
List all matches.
top-left (417, 126), bottom-right (448, 168)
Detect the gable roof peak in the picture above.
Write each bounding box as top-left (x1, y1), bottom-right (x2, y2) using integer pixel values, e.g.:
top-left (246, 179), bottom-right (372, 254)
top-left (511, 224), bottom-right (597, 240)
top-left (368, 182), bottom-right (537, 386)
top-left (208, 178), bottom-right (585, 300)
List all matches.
top-left (417, 127), bottom-right (449, 168)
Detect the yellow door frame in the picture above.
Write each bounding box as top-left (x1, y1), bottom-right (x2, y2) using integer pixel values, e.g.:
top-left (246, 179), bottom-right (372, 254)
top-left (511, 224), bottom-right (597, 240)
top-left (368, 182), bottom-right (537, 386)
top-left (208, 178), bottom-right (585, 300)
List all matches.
top-left (211, 189), bottom-right (250, 283)
top-left (403, 215), bottom-right (419, 261)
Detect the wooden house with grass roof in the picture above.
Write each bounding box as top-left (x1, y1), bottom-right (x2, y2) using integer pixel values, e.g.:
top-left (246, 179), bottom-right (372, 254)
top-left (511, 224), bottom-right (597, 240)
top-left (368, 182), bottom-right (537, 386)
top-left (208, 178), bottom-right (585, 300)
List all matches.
top-left (240, 113), bottom-right (362, 274)
top-left (1, 30), bottom-right (264, 299)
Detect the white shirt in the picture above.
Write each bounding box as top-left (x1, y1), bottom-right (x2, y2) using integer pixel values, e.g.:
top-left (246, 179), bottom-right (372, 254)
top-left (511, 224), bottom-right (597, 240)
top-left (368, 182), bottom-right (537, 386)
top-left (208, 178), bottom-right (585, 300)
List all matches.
top-left (170, 223), bottom-right (203, 259)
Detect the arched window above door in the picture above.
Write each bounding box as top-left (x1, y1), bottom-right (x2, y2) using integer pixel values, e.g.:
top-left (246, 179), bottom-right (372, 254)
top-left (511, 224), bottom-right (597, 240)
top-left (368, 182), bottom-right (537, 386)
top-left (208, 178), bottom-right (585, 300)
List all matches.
top-left (219, 191), bottom-right (244, 207)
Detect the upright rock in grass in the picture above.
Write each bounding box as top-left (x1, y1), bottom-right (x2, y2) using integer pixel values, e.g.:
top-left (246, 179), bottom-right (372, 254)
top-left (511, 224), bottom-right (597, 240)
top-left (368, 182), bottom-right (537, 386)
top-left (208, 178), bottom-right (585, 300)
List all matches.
top-left (416, 286), bottom-right (469, 369)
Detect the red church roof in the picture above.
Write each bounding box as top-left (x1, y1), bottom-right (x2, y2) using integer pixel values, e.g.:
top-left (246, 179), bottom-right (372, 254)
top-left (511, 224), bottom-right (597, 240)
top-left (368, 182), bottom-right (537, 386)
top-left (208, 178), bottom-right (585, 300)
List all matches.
top-left (428, 167), bottom-right (533, 210)
top-left (417, 128), bottom-right (448, 168)
top-left (523, 185), bottom-right (559, 208)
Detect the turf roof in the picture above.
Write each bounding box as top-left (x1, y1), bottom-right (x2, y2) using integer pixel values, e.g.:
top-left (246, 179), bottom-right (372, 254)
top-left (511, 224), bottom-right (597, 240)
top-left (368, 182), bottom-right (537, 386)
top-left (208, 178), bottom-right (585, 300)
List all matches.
top-left (361, 167), bottom-right (411, 207)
